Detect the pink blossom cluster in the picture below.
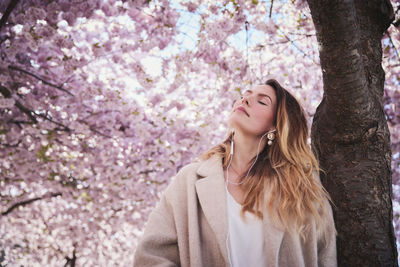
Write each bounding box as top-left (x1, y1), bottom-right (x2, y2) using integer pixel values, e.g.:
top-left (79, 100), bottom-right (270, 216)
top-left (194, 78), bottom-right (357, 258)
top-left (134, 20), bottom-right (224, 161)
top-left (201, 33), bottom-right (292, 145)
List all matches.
top-left (0, 0), bottom-right (399, 265)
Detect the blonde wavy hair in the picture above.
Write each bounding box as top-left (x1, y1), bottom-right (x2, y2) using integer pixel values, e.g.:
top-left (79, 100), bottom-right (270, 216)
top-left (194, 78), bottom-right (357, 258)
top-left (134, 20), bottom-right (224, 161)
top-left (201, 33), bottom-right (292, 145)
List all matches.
top-left (202, 79), bottom-right (333, 240)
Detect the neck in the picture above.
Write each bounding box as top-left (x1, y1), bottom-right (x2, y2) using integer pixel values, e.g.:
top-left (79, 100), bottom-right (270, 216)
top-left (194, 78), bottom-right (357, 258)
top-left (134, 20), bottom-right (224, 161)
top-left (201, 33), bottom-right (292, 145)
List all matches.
top-left (231, 130), bottom-right (266, 175)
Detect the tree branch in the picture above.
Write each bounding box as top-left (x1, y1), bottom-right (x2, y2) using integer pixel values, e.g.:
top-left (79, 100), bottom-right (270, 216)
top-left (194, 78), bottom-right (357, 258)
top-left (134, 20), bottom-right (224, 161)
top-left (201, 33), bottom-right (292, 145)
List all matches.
top-left (2, 192), bottom-right (62, 216)
top-left (15, 99), bottom-right (38, 123)
top-left (0, 34), bottom-right (9, 46)
top-left (1, 83), bottom-right (73, 131)
top-left (0, 0), bottom-right (21, 32)
top-left (8, 65), bottom-right (74, 96)
top-left (279, 30), bottom-right (319, 65)
top-left (64, 246), bottom-right (77, 267)
top-left (0, 84), bottom-right (11, 98)
top-left (6, 119), bottom-right (33, 128)
top-left (0, 83), bottom-right (38, 123)
top-left (34, 111), bottom-right (71, 132)
top-left (77, 119), bottom-right (112, 138)
top-left (139, 169), bottom-right (157, 175)
top-left (0, 139), bottom-right (21, 147)
top-left (269, 0), bottom-right (274, 18)
top-left (89, 126), bottom-right (112, 138)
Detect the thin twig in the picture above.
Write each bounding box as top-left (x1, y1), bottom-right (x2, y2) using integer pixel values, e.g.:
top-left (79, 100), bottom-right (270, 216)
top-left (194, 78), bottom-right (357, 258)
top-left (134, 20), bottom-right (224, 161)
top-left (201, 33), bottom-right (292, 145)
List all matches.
top-left (286, 31), bottom-right (315, 37)
top-left (0, 139), bottom-right (22, 147)
top-left (6, 120), bottom-right (25, 129)
top-left (269, 0), bottom-right (274, 18)
top-left (2, 192), bottom-right (62, 216)
top-left (1, 84), bottom-right (37, 123)
top-left (279, 29), bottom-right (319, 65)
top-left (34, 111), bottom-right (71, 132)
top-left (77, 119), bottom-right (113, 138)
top-left (1, 83), bottom-right (73, 128)
top-left (15, 99), bottom-right (38, 123)
top-left (88, 126), bottom-right (112, 138)
top-left (7, 119), bottom-right (33, 125)
top-left (8, 65), bottom-right (74, 96)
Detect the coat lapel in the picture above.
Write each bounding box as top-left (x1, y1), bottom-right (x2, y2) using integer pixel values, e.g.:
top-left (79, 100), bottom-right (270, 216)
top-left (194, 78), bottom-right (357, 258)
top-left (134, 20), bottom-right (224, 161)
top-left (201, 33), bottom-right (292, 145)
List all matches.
top-left (195, 155), bottom-right (229, 264)
top-left (195, 155), bottom-right (285, 266)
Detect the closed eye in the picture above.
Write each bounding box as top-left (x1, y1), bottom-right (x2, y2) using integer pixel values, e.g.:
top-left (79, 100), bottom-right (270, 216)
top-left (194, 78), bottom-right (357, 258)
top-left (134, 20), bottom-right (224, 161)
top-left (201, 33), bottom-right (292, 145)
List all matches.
top-left (258, 101), bottom-right (267, 106)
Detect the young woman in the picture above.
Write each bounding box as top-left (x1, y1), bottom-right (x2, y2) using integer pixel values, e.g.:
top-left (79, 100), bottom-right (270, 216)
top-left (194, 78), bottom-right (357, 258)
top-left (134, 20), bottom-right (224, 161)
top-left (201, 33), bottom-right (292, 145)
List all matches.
top-left (133, 79), bottom-right (337, 267)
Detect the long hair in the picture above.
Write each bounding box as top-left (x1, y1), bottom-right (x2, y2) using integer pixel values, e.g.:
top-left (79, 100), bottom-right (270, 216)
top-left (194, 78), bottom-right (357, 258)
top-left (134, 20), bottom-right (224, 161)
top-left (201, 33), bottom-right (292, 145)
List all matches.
top-left (202, 79), bottom-right (333, 240)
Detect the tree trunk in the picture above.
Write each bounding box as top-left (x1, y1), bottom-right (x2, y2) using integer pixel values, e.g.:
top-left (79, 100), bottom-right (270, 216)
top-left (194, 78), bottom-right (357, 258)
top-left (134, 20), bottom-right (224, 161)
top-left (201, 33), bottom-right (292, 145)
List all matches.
top-left (306, 0), bottom-right (398, 266)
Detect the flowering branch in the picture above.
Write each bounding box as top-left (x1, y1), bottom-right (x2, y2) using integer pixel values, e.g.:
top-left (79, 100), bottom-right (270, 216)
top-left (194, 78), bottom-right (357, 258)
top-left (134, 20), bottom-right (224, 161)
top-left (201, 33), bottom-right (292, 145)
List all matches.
top-left (8, 65), bottom-right (74, 96)
top-left (2, 192), bottom-right (62, 216)
top-left (0, 0), bottom-right (21, 31)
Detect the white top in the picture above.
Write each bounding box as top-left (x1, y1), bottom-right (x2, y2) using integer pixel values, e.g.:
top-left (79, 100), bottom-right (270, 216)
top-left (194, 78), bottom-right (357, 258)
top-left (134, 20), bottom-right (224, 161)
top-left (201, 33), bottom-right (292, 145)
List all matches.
top-left (226, 187), bottom-right (266, 267)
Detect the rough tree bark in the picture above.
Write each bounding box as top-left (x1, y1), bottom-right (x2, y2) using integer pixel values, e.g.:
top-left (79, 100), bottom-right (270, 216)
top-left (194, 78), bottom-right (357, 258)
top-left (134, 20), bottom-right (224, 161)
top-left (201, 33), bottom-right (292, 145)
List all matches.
top-left (306, 0), bottom-right (398, 266)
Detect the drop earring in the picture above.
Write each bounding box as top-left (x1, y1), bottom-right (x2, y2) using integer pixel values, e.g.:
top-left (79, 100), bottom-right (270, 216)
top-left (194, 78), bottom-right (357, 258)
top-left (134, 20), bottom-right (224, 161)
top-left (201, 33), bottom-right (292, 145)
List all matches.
top-left (267, 130), bottom-right (276, 146)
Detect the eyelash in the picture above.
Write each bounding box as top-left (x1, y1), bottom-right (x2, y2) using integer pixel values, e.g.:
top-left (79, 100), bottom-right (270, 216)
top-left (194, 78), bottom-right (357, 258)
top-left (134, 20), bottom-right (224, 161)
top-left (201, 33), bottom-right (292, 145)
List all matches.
top-left (241, 96), bottom-right (268, 106)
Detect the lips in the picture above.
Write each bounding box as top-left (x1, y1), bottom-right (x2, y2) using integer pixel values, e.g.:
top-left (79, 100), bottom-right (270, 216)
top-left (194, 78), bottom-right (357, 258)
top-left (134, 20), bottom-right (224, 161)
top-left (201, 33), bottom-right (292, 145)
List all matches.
top-left (237, 106), bottom-right (249, 117)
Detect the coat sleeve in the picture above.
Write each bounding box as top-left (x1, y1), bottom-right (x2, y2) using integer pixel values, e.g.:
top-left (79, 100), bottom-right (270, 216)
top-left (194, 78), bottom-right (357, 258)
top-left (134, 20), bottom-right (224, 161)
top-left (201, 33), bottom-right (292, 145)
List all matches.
top-left (133, 194), bottom-right (180, 267)
top-left (317, 201), bottom-right (337, 267)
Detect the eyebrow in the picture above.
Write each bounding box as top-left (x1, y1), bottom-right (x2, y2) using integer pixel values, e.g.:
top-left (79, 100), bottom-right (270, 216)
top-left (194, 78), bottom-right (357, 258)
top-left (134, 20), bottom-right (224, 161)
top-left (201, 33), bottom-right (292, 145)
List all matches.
top-left (244, 90), bottom-right (272, 104)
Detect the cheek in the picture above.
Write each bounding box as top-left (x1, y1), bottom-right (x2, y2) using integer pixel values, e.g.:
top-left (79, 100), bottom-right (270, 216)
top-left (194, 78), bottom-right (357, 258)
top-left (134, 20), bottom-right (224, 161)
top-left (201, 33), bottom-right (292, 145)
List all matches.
top-left (255, 110), bottom-right (275, 127)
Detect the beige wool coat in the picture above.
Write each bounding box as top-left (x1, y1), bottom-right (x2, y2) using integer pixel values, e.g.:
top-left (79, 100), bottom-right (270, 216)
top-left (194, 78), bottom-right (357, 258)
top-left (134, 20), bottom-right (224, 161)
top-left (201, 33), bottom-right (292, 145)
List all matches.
top-left (133, 155), bottom-right (337, 267)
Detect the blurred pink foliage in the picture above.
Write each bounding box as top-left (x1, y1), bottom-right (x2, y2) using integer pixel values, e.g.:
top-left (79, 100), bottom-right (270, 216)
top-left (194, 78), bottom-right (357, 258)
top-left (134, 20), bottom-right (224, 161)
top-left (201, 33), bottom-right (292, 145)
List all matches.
top-left (0, 0), bottom-right (399, 265)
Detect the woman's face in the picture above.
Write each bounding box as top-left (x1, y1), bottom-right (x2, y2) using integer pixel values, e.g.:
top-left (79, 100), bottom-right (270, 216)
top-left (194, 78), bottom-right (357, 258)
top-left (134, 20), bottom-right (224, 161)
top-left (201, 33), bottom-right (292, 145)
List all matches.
top-left (229, 84), bottom-right (277, 137)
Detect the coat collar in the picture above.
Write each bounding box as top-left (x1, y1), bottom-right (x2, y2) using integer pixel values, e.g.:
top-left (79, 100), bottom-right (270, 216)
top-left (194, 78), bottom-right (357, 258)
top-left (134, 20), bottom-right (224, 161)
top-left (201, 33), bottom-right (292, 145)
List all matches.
top-left (195, 155), bottom-right (229, 263)
top-left (194, 154), bottom-right (285, 265)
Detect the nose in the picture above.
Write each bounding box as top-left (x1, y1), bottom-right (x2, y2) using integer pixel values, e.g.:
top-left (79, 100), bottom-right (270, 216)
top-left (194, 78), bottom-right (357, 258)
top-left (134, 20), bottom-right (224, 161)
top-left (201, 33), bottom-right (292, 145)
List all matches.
top-left (241, 95), bottom-right (250, 106)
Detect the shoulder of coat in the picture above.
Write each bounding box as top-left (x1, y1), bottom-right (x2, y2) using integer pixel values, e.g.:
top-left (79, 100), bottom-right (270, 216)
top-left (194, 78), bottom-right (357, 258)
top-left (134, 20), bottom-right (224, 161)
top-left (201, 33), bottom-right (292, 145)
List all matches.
top-left (166, 160), bottom-right (203, 190)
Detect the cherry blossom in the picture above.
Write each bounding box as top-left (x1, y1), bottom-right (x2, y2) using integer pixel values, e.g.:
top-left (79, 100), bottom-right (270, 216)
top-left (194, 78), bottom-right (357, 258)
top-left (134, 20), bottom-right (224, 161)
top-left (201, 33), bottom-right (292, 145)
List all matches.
top-left (0, 0), bottom-right (399, 265)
